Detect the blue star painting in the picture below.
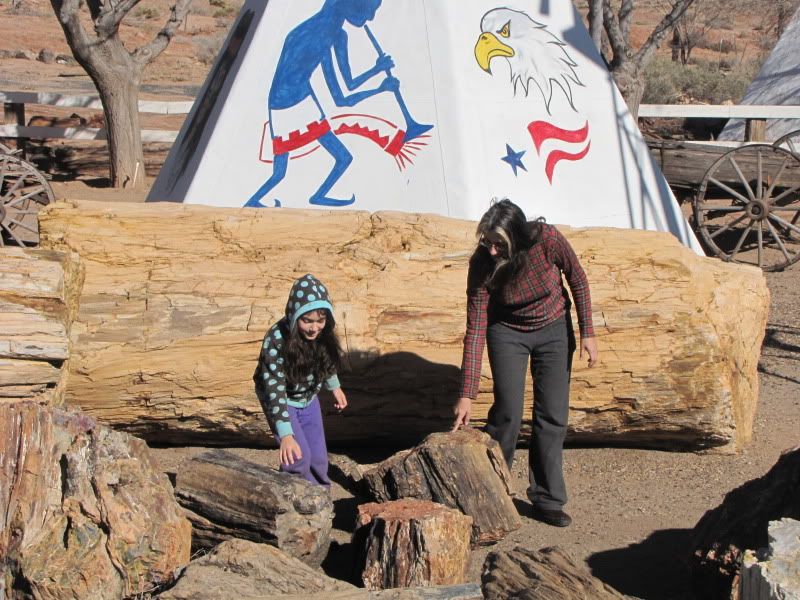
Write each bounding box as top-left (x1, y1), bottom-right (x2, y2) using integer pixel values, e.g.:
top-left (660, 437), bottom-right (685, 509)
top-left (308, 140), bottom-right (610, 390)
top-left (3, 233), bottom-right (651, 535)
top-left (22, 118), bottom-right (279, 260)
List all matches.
top-left (501, 144), bottom-right (527, 176)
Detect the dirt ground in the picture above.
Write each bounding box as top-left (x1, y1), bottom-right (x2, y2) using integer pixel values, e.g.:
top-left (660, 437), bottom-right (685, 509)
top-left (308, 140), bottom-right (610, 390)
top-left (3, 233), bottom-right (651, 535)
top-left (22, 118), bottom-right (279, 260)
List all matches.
top-left (3, 2), bottom-right (799, 598)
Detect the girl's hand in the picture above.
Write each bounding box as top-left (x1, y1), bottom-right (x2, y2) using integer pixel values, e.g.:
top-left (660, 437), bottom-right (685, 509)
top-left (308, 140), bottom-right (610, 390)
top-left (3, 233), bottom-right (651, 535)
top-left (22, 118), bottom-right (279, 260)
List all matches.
top-left (580, 336), bottom-right (599, 367)
top-left (332, 388), bottom-right (348, 411)
top-left (280, 435), bottom-right (302, 465)
top-left (451, 397), bottom-right (472, 432)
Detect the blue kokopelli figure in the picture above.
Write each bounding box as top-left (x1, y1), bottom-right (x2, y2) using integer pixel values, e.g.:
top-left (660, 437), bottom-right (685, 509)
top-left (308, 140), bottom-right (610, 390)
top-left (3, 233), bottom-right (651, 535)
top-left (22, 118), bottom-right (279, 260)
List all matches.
top-left (245, 0), bottom-right (400, 208)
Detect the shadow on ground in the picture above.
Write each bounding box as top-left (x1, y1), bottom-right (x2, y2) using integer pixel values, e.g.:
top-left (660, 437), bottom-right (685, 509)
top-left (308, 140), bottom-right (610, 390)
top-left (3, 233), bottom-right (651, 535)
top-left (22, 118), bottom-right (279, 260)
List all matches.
top-left (587, 528), bottom-right (695, 600)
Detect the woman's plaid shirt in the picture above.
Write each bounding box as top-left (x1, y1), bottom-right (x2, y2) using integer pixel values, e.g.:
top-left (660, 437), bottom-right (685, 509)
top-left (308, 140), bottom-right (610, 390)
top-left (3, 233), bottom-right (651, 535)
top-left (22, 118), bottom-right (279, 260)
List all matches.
top-left (459, 224), bottom-right (595, 399)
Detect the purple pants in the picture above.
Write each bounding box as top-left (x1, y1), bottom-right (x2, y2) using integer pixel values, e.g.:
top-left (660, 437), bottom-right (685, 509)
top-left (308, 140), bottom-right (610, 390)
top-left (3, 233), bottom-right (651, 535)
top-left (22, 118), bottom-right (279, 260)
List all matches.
top-left (276, 396), bottom-right (330, 486)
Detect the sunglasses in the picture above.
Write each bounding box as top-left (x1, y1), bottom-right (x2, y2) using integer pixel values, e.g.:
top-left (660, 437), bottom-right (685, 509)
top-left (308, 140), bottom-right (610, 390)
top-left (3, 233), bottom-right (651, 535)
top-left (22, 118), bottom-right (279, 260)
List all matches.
top-left (479, 236), bottom-right (507, 251)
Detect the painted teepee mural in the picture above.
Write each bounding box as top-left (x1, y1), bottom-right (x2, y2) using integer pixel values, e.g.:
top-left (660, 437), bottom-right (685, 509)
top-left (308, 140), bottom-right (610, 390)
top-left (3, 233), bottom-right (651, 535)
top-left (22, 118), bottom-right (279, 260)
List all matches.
top-left (148, 0), bottom-right (700, 251)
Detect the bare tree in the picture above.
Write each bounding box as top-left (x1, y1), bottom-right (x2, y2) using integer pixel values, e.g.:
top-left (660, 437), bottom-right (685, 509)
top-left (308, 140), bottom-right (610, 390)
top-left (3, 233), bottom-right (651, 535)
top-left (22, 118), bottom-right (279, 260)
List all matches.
top-left (588, 0), bottom-right (604, 51)
top-left (602, 0), bottom-right (696, 119)
top-left (49, 0), bottom-right (193, 188)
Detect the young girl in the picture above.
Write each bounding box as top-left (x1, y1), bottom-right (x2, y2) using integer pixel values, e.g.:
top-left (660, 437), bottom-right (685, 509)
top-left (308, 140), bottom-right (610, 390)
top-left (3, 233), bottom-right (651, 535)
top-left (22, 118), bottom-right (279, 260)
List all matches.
top-left (255, 274), bottom-right (347, 486)
top-left (452, 199), bottom-right (598, 527)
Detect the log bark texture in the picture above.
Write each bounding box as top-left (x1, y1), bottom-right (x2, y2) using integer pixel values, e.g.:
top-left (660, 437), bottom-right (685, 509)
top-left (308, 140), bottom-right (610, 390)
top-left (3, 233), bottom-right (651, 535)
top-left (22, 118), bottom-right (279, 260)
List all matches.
top-left (362, 429), bottom-right (520, 545)
top-left (0, 248), bottom-right (82, 404)
top-left (482, 546), bottom-right (628, 599)
top-left (354, 499), bottom-right (473, 590)
top-left (0, 402), bottom-right (191, 599)
top-left (159, 538), bottom-right (355, 600)
top-left (38, 200), bottom-right (770, 451)
top-left (690, 446), bottom-right (800, 600)
top-left (740, 518), bottom-right (800, 600)
top-left (173, 449), bottom-right (332, 565)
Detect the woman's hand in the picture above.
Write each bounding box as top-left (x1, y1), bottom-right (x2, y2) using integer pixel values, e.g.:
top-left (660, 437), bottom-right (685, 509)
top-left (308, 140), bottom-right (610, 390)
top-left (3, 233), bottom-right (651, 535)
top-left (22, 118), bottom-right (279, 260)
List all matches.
top-left (451, 397), bottom-right (472, 432)
top-left (280, 435), bottom-right (302, 465)
top-left (332, 388), bottom-right (348, 411)
top-left (580, 336), bottom-right (599, 367)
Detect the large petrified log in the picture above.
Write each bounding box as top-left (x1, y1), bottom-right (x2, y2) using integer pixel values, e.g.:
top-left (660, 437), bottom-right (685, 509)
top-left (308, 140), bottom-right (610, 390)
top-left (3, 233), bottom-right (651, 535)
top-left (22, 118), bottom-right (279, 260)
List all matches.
top-left (362, 429), bottom-right (520, 545)
top-left (690, 446), bottom-right (800, 599)
top-left (354, 499), bottom-right (472, 590)
top-left (159, 538), bottom-right (354, 600)
top-left (482, 546), bottom-right (628, 600)
top-left (0, 402), bottom-right (191, 599)
top-left (0, 248), bottom-right (82, 404)
top-left (173, 449), bottom-right (332, 565)
top-left (740, 518), bottom-right (800, 600)
top-left (38, 200), bottom-right (769, 451)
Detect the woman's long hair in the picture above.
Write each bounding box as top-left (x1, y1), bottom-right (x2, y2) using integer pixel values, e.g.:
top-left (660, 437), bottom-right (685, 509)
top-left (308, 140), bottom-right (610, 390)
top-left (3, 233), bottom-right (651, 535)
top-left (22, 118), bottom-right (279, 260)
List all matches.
top-left (473, 198), bottom-right (543, 290)
top-left (282, 310), bottom-right (343, 387)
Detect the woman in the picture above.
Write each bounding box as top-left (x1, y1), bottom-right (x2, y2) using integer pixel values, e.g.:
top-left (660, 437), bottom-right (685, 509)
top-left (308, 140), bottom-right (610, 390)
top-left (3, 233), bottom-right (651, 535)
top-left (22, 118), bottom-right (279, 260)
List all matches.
top-left (452, 199), bottom-right (598, 527)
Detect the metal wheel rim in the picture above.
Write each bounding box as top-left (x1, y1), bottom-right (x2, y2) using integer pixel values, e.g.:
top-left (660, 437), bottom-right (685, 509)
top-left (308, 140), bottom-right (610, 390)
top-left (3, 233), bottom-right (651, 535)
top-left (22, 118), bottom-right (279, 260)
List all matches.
top-left (693, 144), bottom-right (800, 271)
top-left (773, 129), bottom-right (800, 158)
top-left (0, 154), bottom-right (54, 247)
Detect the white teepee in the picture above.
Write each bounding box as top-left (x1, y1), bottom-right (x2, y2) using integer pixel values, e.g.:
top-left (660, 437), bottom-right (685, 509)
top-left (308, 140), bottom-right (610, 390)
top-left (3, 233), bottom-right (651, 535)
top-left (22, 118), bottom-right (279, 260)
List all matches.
top-left (719, 6), bottom-right (800, 143)
top-left (148, 0), bottom-right (700, 252)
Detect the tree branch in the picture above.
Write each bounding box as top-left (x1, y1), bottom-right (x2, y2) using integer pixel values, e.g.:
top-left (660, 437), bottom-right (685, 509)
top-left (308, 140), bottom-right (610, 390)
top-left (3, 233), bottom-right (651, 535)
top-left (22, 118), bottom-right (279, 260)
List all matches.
top-left (602, 0), bottom-right (629, 68)
top-left (633, 0), bottom-right (696, 69)
top-left (94, 0), bottom-right (141, 39)
top-left (619, 0), bottom-right (634, 46)
top-left (134, 0), bottom-right (193, 66)
top-left (49, 0), bottom-right (96, 61)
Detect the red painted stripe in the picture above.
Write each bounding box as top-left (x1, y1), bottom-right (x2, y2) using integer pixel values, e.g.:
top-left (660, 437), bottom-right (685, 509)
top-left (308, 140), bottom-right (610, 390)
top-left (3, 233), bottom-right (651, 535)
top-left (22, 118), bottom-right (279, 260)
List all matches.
top-left (528, 120), bottom-right (589, 153)
top-left (545, 141), bottom-right (591, 183)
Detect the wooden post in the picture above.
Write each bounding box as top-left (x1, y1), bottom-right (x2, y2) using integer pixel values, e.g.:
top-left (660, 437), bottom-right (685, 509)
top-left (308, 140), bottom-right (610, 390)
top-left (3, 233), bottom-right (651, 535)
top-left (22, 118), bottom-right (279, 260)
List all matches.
top-left (745, 118), bottom-right (767, 142)
top-left (3, 101), bottom-right (26, 155)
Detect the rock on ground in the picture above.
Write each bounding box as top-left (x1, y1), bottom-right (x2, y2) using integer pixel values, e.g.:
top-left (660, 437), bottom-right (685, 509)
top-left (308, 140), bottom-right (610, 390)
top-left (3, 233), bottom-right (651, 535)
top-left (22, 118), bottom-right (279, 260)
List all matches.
top-left (354, 499), bottom-right (472, 590)
top-left (690, 446), bottom-right (800, 599)
top-left (0, 401), bottom-right (191, 599)
top-left (362, 429), bottom-right (520, 545)
top-left (482, 546), bottom-right (628, 599)
top-left (173, 448), bottom-right (332, 564)
top-left (741, 518), bottom-right (800, 600)
top-left (159, 538), bottom-right (355, 600)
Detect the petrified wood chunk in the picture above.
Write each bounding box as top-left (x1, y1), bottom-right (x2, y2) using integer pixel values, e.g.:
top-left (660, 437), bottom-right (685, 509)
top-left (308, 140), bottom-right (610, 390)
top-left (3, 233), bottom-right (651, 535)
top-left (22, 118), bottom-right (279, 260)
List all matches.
top-left (0, 247), bottom-right (82, 404)
top-left (690, 446), bottom-right (800, 599)
top-left (278, 583), bottom-right (483, 599)
top-left (482, 546), bottom-right (628, 599)
top-left (39, 201), bottom-right (769, 451)
top-left (0, 402), bottom-right (191, 600)
top-left (173, 449), bottom-right (332, 565)
top-left (354, 499), bottom-right (472, 590)
top-left (362, 429), bottom-right (520, 545)
top-left (159, 538), bottom-right (355, 600)
top-left (740, 518), bottom-right (800, 600)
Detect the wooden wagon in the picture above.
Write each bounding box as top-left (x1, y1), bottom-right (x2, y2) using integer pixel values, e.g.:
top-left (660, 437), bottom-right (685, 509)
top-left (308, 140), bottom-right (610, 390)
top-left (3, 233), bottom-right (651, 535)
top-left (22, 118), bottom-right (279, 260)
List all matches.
top-left (0, 141), bottom-right (54, 247)
top-left (645, 105), bottom-right (800, 272)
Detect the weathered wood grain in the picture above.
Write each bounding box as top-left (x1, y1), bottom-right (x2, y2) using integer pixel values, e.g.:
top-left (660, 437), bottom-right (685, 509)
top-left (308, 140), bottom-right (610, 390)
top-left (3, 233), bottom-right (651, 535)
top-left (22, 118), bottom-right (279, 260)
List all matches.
top-left (0, 247), bottom-right (82, 404)
top-left (38, 200), bottom-right (770, 451)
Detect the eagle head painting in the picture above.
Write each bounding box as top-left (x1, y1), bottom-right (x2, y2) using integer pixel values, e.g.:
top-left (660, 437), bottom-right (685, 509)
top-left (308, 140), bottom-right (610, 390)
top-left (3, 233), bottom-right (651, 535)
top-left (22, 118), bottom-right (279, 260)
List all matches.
top-left (475, 8), bottom-right (583, 114)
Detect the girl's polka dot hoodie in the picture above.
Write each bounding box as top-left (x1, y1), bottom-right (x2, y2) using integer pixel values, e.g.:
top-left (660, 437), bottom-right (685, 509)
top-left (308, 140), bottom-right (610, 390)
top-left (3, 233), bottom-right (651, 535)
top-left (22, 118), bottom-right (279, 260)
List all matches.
top-left (255, 274), bottom-right (340, 438)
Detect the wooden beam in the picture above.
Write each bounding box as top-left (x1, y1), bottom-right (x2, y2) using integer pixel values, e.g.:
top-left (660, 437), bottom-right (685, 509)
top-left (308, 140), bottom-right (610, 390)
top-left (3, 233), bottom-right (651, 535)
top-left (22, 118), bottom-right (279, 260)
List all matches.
top-left (639, 104), bottom-right (800, 119)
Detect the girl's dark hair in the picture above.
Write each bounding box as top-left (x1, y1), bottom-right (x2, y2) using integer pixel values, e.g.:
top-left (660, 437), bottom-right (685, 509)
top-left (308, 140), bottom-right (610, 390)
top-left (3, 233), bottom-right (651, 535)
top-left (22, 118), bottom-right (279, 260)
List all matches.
top-left (282, 310), bottom-right (343, 386)
top-left (472, 198), bottom-right (543, 290)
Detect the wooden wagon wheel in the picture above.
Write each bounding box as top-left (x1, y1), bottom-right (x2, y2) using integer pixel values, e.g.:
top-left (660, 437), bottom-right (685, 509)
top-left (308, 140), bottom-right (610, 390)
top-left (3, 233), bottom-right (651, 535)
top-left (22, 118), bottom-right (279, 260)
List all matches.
top-left (693, 143), bottom-right (800, 271)
top-left (773, 129), bottom-right (800, 157)
top-left (0, 153), bottom-right (54, 247)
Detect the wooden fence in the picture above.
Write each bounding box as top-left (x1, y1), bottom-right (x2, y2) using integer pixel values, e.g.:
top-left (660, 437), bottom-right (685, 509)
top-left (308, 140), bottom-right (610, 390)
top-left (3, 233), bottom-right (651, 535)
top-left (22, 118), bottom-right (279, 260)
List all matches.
top-left (2, 91), bottom-right (800, 145)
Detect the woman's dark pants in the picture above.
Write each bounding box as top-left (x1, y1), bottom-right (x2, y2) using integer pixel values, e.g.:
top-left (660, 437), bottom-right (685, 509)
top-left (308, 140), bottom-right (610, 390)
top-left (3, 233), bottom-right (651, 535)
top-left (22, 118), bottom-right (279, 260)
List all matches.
top-left (485, 316), bottom-right (575, 511)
